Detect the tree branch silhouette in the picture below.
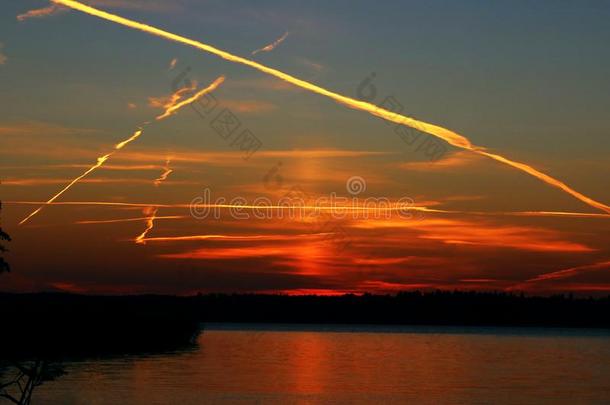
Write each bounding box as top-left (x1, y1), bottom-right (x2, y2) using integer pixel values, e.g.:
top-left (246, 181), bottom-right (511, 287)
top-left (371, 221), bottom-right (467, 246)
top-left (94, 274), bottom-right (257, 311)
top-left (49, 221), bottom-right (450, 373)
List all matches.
top-left (0, 200), bottom-right (10, 274)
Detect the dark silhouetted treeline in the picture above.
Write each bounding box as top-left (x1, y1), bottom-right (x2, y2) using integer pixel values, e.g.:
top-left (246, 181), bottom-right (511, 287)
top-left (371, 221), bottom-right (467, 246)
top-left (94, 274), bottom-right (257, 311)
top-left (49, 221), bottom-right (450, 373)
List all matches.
top-left (0, 293), bottom-right (200, 359)
top-left (194, 291), bottom-right (610, 328)
top-left (1, 291), bottom-right (609, 358)
top-left (2, 291), bottom-right (609, 352)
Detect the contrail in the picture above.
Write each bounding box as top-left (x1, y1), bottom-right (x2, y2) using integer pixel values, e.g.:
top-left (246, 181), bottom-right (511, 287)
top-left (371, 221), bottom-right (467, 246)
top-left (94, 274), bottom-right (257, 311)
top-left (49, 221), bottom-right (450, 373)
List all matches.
top-left (135, 207), bottom-right (158, 244)
top-left (10, 200), bottom-right (610, 219)
top-left (19, 75), bottom-right (224, 225)
top-left (252, 31), bottom-right (289, 56)
top-left (139, 232), bottom-right (332, 243)
top-left (51, 0), bottom-right (610, 214)
top-left (141, 155), bottom-right (176, 242)
top-left (149, 82), bottom-right (196, 109)
top-left (526, 260), bottom-right (610, 283)
top-left (155, 76), bottom-right (224, 120)
top-left (114, 128), bottom-right (143, 149)
top-left (18, 128), bottom-right (142, 225)
top-left (17, 4), bottom-right (65, 21)
top-left (77, 215), bottom-right (185, 224)
top-left (507, 260), bottom-right (610, 291)
top-left (154, 158), bottom-right (173, 187)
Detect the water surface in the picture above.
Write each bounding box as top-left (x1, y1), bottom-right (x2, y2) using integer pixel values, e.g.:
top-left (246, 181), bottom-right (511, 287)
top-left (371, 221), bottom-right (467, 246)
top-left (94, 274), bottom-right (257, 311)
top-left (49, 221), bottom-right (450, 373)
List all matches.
top-left (33, 324), bottom-right (610, 404)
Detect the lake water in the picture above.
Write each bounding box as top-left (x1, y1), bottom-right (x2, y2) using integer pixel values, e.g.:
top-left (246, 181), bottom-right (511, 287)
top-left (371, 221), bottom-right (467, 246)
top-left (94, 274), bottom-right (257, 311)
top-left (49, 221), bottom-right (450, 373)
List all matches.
top-left (32, 324), bottom-right (610, 404)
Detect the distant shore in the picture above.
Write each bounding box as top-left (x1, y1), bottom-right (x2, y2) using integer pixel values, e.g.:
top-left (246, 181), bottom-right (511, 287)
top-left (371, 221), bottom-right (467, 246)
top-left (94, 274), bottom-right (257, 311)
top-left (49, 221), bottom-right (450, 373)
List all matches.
top-left (1, 291), bottom-right (609, 359)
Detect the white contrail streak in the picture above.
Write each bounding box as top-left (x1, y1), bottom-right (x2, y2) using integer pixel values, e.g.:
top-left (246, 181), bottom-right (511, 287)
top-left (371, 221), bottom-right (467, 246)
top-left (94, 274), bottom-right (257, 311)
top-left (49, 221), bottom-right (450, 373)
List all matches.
top-left (50, 0), bottom-right (610, 215)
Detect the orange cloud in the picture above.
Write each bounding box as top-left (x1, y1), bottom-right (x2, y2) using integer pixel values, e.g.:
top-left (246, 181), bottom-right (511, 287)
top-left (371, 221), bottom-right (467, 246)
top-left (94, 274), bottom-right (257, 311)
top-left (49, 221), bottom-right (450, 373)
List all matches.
top-left (1, 177), bottom-right (195, 186)
top-left (398, 151), bottom-right (482, 171)
top-left (227, 77), bottom-right (300, 92)
top-left (148, 83), bottom-right (197, 109)
top-left (351, 217), bottom-right (595, 252)
top-left (50, 282), bottom-right (87, 293)
top-left (51, 0), bottom-right (610, 215)
top-left (300, 58), bottom-right (324, 73)
top-left (251, 31), bottom-right (290, 55)
top-left (219, 99), bottom-right (277, 114)
top-left (0, 121), bottom-right (100, 137)
top-left (87, 0), bottom-right (182, 13)
top-left (506, 260), bottom-right (610, 293)
top-left (76, 215), bottom-right (186, 225)
top-left (17, 4), bottom-right (66, 21)
top-left (526, 260), bottom-right (610, 284)
top-left (18, 0), bottom-right (180, 21)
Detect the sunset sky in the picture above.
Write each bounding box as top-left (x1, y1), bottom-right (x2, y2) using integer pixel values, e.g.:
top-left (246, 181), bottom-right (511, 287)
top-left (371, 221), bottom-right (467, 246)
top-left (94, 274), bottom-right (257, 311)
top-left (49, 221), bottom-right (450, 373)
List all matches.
top-left (1, 0), bottom-right (609, 295)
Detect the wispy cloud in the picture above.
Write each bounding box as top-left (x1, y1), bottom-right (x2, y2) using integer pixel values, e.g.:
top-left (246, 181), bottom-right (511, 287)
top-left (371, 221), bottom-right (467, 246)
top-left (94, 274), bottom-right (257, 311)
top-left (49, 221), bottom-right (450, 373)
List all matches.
top-left (1, 177), bottom-right (195, 186)
top-left (17, 0), bottom-right (182, 23)
top-left (226, 77), bottom-right (300, 93)
top-left (219, 99), bottom-right (277, 114)
top-left (17, 4), bottom-right (66, 21)
top-left (526, 260), bottom-right (610, 284)
top-left (505, 260), bottom-right (610, 292)
top-left (398, 151), bottom-right (482, 171)
top-left (86, 0), bottom-right (184, 13)
top-left (0, 121), bottom-right (100, 137)
top-left (168, 57), bottom-right (178, 71)
top-left (251, 31), bottom-right (290, 56)
top-left (350, 217), bottom-right (595, 253)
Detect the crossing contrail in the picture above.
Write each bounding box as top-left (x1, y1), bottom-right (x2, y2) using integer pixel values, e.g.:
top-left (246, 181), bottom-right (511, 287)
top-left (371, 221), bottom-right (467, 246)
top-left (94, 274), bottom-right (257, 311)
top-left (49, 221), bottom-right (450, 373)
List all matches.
top-left (19, 74), bottom-right (225, 225)
top-left (18, 128), bottom-right (143, 225)
top-left (155, 76), bottom-right (224, 120)
top-left (49, 0), bottom-right (610, 214)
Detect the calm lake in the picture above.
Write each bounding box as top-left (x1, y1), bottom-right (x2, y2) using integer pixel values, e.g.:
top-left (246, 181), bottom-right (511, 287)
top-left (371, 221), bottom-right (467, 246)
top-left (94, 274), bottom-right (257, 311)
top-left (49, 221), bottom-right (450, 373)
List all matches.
top-left (33, 324), bottom-right (610, 404)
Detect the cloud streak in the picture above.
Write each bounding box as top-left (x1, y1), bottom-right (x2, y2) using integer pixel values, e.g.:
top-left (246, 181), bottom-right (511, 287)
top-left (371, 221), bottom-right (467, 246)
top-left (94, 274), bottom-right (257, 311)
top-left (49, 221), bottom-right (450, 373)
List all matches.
top-left (251, 31), bottom-right (290, 55)
top-left (18, 75), bottom-right (224, 225)
top-left (50, 0), bottom-right (610, 215)
top-left (17, 4), bottom-right (66, 21)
